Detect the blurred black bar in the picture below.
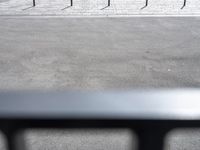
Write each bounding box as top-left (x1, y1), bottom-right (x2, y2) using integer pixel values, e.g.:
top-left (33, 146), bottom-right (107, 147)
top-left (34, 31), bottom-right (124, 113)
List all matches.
top-left (3, 130), bottom-right (26, 150)
top-left (141, 0), bottom-right (148, 9)
top-left (33, 0), bottom-right (35, 6)
top-left (1, 90), bottom-right (200, 150)
top-left (71, 0), bottom-right (73, 6)
top-left (181, 0), bottom-right (186, 9)
top-left (108, 0), bottom-right (110, 6)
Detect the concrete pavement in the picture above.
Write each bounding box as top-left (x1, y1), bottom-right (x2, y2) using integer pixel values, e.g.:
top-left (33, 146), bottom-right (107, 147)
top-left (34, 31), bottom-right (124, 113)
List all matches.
top-left (0, 17), bottom-right (200, 90)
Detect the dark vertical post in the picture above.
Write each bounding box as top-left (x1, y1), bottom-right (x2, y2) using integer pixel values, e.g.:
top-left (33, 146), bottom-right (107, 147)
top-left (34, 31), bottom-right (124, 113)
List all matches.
top-left (71, 0), bottom-right (73, 6)
top-left (145, 0), bottom-right (148, 7)
top-left (141, 0), bottom-right (148, 9)
top-left (181, 0), bottom-right (186, 9)
top-left (108, 0), bottom-right (110, 6)
top-left (33, 0), bottom-right (36, 7)
top-left (135, 127), bottom-right (167, 150)
top-left (4, 130), bottom-right (26, 150)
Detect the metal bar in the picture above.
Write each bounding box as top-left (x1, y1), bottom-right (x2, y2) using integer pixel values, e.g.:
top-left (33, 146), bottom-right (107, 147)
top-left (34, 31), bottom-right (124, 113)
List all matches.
top-left (1, 91), bottom-right (200, 150)
top-left (145, 0), bottom-right (148, 7)
top-left (141, 0), bottom-right (148, 9)
top-left (33, 0), bottom-right (35, 6)
top-left (181, 0), bottom-right (186, 9)
top-left (1, 91), bottom-right (200, 121)
top-left (135, 127), bottom-right (168, 150)
top-left (108, 0), bottom-right (110, 6)
top-left (4, 130), bottom-right (26, 150)
top-left (71, 0), bottom-right (73, 6)
top-left (1, 121), bottom-right (200, 150)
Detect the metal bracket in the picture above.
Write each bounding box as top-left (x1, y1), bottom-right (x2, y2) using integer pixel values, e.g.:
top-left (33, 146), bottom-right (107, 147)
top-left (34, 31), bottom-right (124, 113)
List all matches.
top-left (181, 0), bottom-right (186, 9)
top-left (141, 0), bottom-right (148, 9)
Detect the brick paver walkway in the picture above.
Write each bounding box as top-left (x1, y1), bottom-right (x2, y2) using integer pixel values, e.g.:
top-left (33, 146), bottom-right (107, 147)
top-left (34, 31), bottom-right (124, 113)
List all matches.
top-left (0, 0), bottom-right (200, 15)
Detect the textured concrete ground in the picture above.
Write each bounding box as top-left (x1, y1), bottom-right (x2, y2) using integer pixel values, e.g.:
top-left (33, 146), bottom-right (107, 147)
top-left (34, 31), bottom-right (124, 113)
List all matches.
top-left (0, 0), bottom-right (200, 15)
top-left (0, 17), bottom-right (200, 90)
top-left (0, 17), bottom-right (200, 150)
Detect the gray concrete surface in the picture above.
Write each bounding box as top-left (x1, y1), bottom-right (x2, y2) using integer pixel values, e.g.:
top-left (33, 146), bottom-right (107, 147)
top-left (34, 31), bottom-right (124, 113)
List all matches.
top-left (0, 17), bottom-right (200, 150)
top-left (25, 129), bottom-right (135, 150)
top-left (166, 129), bottom-right (200, 150)
top-left (0, 17), bottom-right (200, 90)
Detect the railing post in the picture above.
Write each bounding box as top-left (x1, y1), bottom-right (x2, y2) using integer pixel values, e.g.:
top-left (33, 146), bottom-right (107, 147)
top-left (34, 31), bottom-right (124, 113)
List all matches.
top-left (108, 0), bottom-right (110, 6)
top-left (33, 0), bottom-right (35, 6)
top-left (3, 129), bottom-right (26, 150)
top-left (145, 0), bottom-right (148, 7)
top-left (181, 0), bottom-right (186, 9)
top-left (135, 127), bottom-right (168, 150)
top-left (71, 0), bottom-right (73, 6)
top-left (141, 0), bottom-right (148, 9)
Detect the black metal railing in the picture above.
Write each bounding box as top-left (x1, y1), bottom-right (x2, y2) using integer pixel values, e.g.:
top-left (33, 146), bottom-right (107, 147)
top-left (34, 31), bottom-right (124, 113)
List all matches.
top-left (0, 90), bottom-right (200, 150)
top-left (28, 0), bottom-right (187, 9)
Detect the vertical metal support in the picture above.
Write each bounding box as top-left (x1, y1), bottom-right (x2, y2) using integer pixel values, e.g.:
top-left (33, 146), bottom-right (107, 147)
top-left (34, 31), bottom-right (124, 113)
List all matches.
top-left (71, 0), bottom-right (73, 6)
top-left (181, 0), bottom-right (186, 9)
top-left (108, 0), bottom-right (110, 6)
top-left (4, 130), bottom-right (26, 150)
top-left (135, 127), bottom-right (167, 150)
top-left (33, 0), bottom-right (36, 7)
top-left (145, 0), bottom-right (148, 7)
top-left (141, 0), bottom-right (148, 9)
